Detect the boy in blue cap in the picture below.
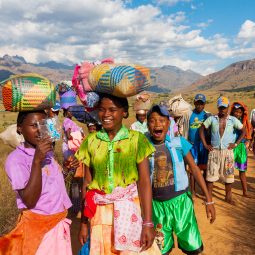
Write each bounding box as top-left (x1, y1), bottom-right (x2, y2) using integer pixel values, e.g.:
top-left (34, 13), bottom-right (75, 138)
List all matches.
top-left (47, 100), bottom-right (61, 118)
top-left (147, 104), bottom-right (215, 255)
top-left (199, 97), bottom-right (246, 205)
top-left (181, 94), bottom-right (211, 198)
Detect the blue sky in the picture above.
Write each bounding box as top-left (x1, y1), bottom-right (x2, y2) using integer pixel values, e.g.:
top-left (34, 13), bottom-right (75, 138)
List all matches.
top-left (0, 0), bottom-right (254, 75)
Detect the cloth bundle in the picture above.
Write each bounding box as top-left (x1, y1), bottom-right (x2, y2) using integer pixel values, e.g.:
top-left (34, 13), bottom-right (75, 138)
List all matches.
top-left (68, 131), bottom-right (83, 152)
top-left (59, 90), bottom-right (77, 109)
top-left (1, 73), bottom-right (56, 112)
top-left (68, 105), bottom-right (97, 124)
top-left (56, 81), bottom-right (73, 93)
top-left (134, 94), bottom-right (151, 111)
top-left (0, 124), bottom-right (24, 148)
top-left (72, 57), bottom-right (151, 118)
top-left (169, 94), bottom-right (192, 117)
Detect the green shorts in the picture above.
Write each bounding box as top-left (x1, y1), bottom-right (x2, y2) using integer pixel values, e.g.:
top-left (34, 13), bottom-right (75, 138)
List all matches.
top-left (153, 191), bottom-right (203, 255)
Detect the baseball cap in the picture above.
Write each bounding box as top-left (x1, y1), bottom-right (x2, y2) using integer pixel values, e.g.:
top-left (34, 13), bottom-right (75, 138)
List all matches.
top-left (217, 97), bottom-right (229, 108)
top-left (160, 101), bottom-right (171, 110)
top-left (194, 94), bottom-right (206, 103)
top-left (147, 104), bottom-right (170, 117)
top-left (51, 100), bottom-right (61, 112)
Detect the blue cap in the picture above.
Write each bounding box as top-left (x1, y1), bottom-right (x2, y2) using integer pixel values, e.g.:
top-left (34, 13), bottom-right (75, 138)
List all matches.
top-left (217, 97), bottom-right (229, 108)
top-left (194, 94), bottom-right (206, 103)
top-left (147, 104), bottom-right (170, 117)
top-left (51, 100), bottom-right (61, 111)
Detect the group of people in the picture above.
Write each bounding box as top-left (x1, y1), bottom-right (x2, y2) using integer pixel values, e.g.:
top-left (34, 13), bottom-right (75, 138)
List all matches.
top-left (0, 91), bottom-right (253, 255)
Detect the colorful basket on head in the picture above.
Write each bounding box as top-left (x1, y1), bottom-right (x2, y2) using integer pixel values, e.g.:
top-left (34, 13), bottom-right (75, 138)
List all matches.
top-left (1, 74), bottom-right (56, 112)
top-left (59, 90), bottom-right (77, 109)
top-left (88, 63), bottom-right (151, 98)
top-left (134, 94), bottom-right (151, 111)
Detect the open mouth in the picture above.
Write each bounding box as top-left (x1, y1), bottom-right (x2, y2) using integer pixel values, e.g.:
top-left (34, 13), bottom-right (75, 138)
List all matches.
top-left (35, 136), bottom-right (41, 141)
top-left (153, 130), bottom-right (163, 137)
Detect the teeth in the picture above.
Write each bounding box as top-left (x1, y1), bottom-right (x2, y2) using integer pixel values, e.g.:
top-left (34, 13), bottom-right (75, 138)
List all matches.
top-left (104, 120), bottom-right (112, 122)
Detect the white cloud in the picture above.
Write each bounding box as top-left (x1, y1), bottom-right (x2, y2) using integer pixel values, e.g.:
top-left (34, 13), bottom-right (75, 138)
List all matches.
top-left (0, 1), bottom-right (254, 76)
top-left (155, 0), bottom-right (192, 6)
top-left (191, 4), bottom-right (196, 9)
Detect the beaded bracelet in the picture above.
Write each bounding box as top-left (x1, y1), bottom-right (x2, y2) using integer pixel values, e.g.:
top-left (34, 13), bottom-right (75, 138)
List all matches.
top-left (142, 221), bottom-right (154, 228)
top-left (204, 201), bottom-right (214, 205)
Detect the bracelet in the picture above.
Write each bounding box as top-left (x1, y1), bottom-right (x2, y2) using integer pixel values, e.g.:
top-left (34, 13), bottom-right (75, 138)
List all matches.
top-left (62, 169), bottom-right (68, 176)
top-left (142, 221), bottom-right (154, 227)
top-left (205, 201), bottom-right (214, 205)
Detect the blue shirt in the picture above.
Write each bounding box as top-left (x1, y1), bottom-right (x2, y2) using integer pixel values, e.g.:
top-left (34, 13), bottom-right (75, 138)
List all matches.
top-left (189, 110), bottom-right (207, 144)
top-left (203, 114), bottom-right (243, 149)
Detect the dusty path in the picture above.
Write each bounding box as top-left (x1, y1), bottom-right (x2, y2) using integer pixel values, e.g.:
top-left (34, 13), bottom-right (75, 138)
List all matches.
top-left (69, 152), bottom-right (255, 255)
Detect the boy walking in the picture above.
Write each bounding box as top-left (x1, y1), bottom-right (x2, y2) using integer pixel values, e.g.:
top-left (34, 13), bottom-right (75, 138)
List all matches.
top-left (147, 104), bottom-right (215, 254)
top-left (199, 97), bottom-right (246, 205)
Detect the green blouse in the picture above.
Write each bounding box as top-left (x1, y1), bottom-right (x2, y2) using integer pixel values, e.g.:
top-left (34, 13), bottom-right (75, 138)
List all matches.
top-left (75, 125), bottom-right (155, 194)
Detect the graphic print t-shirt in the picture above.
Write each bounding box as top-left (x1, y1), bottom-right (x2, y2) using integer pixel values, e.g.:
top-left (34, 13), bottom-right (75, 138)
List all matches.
top-left (189, 110), bottom-right (208, 144)
top-left (152, 142), bottom-right (188, 200)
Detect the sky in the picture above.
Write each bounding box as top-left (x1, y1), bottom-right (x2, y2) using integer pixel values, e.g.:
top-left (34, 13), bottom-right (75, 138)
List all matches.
top-left (0, 0), bottom-right (255, 75)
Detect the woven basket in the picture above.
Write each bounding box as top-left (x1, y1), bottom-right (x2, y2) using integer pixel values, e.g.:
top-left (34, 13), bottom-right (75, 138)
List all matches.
top-left (134, 94), bottom-right (151, 111)
top-left (88, 63), bottom-right (151, 97)
top-left (1, 73), bottom-right (56, 112)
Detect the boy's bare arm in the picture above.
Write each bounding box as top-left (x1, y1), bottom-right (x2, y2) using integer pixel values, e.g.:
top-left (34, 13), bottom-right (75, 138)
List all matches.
top-left (228, 126), bottom-right (246, 149)
top-left (199, 125), bottom-right (214, 151)
top-left (184, 152), bottom-right (216, 224)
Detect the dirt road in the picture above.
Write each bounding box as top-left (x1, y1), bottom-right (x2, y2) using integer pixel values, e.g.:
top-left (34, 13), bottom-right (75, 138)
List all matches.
top-left (69, 152), bottom-right (255, 255)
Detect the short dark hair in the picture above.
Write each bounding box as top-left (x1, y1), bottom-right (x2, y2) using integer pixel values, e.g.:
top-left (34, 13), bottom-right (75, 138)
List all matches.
top-left (99, 93), bottom-right (129, 119)
top-left (17, 110), bottom-right (46, 134)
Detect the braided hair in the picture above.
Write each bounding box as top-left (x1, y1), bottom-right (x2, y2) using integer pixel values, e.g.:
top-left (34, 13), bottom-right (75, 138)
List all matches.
top-left (17, 110), bottom-right (46, 135)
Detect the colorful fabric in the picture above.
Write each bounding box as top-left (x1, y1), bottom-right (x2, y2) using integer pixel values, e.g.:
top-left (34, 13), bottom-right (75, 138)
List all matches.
top-left (76, 125), bottom-right (155, 194)
top-left (59, 90), bottom-right (77, 109)
top-left (35, 218), bottom-right (72, 255)
top-left (153, 192), bottom-right (203, 255)
top-left (189, 110), bottom-right (207, 144)
top-left (89, 183), bottom-right (142, 252)
top-left (149, 135), bottom-right (192, 192)
top-left (203, 115), bottom-right (243, 149)
top-left (206, 149), bottom-right (235, 183)
top-left (88, 63), bottom-right (151, 98)
top-left (129, 121), bottom-right (149, 136)
top-left (152, 142), bottom-right (188, 201)
top-left (0, 209), bottom-right (67, 255)
top-left (56, 81), bottom-right (74, 93)
top-left (233, 143), bottom-right (247, 171)
top-left (68, 131), bottom-right (83, 152)
top-left (2, 74), bottom-right (56, 112)
top-left (5, 143), bottom-right (72, 215)
top-left (89, 196), bottom-right (161, 255)
top-left (230, 101), bottom-right (252, 140)
top-left (190, 142), bottom-right (208, 170)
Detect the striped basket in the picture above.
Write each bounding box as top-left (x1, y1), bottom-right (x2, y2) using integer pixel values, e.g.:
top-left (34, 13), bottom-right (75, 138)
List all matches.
top-left (1, 73), bottom-right (56, 112)
top-left (88, 63), bottom-right (151, 97)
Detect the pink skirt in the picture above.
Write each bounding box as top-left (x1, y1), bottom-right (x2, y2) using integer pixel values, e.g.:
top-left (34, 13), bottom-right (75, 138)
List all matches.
top-left (36, 218), bottom-right (72, 255)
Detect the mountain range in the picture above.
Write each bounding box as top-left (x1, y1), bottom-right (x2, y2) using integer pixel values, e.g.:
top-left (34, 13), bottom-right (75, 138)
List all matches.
top-left (0, 55), bottom-right (202, 94)
top-left (184, 58), bottom-right (255, 92)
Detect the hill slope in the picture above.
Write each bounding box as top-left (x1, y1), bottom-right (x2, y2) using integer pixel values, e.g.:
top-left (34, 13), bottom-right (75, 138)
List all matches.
top-left (184, 58), bottom-right (255, 92)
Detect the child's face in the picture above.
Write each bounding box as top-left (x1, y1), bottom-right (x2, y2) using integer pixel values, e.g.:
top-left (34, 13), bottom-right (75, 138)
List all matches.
top-left (194, 101), bottom-right (205, 113)
top-left (218, 106), bottom-right (229, 116)
top-left (137, 114), bottom-right (146, 124)
top-left (98, 97), bottom-right (127, 132)
top-left (17, 113), bottom-right (46, 148)
top-left (147, 112), bottom-right (170, 142)
top-left (233, 108), bottom-right (244, 119)
top-left (88, 125), bottom-right (97, 134)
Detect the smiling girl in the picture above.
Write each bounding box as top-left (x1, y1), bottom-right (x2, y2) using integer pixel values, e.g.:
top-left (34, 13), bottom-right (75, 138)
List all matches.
top-left (0, 110), bottom-right (79, 255)
top-left (76, 94), bottom-right (161, 255)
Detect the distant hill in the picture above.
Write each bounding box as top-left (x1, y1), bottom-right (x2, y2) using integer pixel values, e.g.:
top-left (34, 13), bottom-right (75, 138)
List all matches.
top-left (184, 58), bottom-right (255, 92)
top-left (0, 54), bottom-right (202, 96)
top-left (148, 65), bottom-right (202, 92)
